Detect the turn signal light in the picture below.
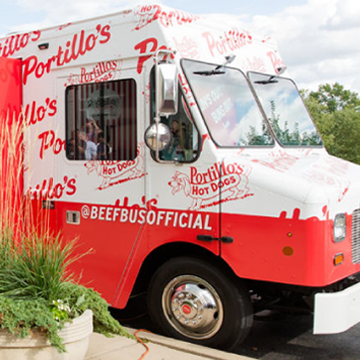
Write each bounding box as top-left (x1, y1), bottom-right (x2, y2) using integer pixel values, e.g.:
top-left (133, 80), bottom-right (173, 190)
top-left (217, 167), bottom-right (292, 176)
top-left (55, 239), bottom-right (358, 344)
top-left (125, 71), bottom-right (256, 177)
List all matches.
top-left (334, 253), bottom-right (344, 266)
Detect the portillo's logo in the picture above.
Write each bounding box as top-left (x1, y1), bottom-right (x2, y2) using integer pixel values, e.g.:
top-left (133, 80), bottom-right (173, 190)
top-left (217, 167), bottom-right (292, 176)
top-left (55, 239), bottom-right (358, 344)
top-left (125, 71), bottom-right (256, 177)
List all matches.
top-left (0, 31), bottom-right (41, 58)
top-left (169, 162), bottom-right (253, 210)
top-left (65, 60), bottom-right (120, 86)
top-left (22, 23), bottom-right (111, 85)
top-left (85, 144), bottom-right (145, 190)
top-left (27, 176), bottom-right (77, 200)
top-left (202, 27), bottom-right (252, 58)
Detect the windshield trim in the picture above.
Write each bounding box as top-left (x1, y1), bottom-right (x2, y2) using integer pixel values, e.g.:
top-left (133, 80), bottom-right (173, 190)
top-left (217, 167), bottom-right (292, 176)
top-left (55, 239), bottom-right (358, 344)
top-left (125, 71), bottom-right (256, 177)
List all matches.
top-left (180, 58), bottom-right (276, 149)
top-left (248, 70), bottom-right (324, 149)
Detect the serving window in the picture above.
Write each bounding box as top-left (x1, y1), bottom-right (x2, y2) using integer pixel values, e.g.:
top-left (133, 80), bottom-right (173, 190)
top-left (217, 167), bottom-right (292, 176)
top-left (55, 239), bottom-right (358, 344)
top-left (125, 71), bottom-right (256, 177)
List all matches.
top-left (65, 79), bottom-right (137, 161)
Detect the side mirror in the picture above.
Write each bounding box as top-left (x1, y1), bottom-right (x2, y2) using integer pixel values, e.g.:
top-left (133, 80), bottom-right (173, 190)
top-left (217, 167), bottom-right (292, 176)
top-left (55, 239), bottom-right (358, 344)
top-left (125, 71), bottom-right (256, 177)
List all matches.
top-left (144, 123), bottom-right (172, 151)
top-left (157, 63), bottom-right (178, 115)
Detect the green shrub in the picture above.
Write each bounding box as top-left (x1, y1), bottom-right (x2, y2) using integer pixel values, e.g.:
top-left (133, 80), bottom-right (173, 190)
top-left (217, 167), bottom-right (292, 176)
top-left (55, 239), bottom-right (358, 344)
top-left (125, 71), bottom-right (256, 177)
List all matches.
top-left (0, 113), bottom-right (133, 353)
top-left (0, 229), bottom-right (133, 353)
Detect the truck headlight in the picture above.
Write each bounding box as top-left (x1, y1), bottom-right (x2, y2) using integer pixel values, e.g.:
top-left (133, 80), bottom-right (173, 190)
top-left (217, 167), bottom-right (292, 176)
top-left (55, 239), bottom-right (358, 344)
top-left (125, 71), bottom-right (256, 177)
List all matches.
top-left (333, 213), bottom-right (346, 242)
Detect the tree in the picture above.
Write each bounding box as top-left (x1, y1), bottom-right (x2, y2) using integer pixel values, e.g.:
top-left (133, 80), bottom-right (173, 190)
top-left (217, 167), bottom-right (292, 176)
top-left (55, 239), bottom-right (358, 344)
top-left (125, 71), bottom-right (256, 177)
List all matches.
top-left (307, 83), bottom-right (360, 113)
top-left (302, 93), bottom-right (335, 150)
top-left (302, 83), bottom-right (360, 164)
top-left (330, 107), bottom-right (360, 164)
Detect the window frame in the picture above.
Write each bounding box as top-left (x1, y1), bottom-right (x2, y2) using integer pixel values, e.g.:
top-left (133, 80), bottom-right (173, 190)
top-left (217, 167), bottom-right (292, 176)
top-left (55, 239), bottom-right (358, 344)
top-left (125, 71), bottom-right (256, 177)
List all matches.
top-left (180, 58), bottom-right (275, 149)
top-left (248, 71), bottom-right (324, 148)
top-left (65, 78), bottom-right (138, 162)
top-left (149, 66), bottom-right (201, 164)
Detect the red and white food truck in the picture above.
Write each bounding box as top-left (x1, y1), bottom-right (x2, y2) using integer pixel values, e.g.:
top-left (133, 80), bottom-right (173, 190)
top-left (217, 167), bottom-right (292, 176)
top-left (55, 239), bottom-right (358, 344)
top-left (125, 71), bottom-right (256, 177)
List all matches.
top-left (1, 4), bottom-right (360, 351)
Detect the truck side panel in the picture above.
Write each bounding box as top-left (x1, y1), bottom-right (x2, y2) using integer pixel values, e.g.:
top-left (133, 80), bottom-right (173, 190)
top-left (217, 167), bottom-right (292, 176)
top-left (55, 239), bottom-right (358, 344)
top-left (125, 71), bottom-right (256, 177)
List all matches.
top-left (0, 58), bottom-right (23, 233)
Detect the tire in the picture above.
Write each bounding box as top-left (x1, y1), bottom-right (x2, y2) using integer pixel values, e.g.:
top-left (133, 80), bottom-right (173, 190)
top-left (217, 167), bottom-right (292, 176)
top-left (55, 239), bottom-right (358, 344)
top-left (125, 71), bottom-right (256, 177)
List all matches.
top-left (147, 257), bottom-right (253, 351)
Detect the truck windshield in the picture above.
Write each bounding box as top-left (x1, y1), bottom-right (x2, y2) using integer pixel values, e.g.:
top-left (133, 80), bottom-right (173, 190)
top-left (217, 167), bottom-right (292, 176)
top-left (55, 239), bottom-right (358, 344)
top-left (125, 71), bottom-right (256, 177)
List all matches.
top-left (249, 72), bottom-right (323, 147)
top-left (181, 59), bottom-right (274, 147)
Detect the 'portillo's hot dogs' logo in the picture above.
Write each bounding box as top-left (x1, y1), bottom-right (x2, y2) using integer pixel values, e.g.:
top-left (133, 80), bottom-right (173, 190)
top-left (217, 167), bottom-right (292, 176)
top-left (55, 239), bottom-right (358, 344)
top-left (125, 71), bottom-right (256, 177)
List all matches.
top-left (169, 162), bottom-right (253, 210)
top-left (85, 144), bottom-right (145, 190)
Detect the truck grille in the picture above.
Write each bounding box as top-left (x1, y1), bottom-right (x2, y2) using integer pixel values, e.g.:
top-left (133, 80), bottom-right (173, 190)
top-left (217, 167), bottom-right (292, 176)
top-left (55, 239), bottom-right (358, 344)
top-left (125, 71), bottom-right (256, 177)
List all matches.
top-left (352, 209), bottom-right (360, 264)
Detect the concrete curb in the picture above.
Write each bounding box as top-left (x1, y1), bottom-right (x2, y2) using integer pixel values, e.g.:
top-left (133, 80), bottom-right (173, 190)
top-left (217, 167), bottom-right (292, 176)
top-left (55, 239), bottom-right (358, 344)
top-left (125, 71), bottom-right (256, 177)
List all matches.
top-left (126, 328), bottom-right (250, 360)
top-left (85, 329), bottom-right (252, 360)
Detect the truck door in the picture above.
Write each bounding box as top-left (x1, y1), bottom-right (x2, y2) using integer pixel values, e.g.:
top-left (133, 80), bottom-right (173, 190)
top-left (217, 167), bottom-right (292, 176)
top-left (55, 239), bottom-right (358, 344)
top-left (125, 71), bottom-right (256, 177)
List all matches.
top-left (218, 155), bottom-right (256, 277)
top-left (56, 67), bottom-right (146, 303)
top-left (145, 81), bottom-right (221, 255)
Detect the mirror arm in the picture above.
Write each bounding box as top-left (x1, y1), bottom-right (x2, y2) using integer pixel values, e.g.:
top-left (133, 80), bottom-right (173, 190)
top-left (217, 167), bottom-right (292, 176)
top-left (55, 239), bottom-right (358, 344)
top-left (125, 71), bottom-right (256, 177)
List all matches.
top-left (154, 53), bottom-right (160, 162)
top-left (153, 49), bottom-right (177, 163)
top-left (154, 117), bottom-right (161, 162)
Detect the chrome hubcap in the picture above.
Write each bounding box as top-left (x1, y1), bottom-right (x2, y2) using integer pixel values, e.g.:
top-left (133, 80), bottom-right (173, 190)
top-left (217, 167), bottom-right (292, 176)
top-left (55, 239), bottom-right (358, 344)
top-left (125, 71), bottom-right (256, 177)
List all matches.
top-left (162, 275), bottom-right (223, 339)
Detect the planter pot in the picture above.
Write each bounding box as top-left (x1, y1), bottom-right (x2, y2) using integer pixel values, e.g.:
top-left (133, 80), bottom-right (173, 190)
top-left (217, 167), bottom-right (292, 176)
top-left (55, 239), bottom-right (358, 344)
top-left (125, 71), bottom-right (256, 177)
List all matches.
top-left (0, 309), bottom-right (93, 360)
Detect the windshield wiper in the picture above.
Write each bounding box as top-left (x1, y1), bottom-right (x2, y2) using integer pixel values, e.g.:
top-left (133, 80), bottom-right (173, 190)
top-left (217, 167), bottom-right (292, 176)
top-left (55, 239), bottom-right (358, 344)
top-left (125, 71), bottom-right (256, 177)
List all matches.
top-left (254, 75), bottom-right (278, 85)
top-left (193, 54), bottom-right (236, 76)
top-left (254, 67), bottom-right (287, 85)
top-left (193, 69), bottom-right (225, 76)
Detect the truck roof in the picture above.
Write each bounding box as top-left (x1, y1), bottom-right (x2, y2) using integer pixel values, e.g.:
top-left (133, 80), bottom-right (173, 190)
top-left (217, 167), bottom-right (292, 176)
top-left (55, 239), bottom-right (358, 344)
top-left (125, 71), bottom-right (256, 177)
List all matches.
top-left (0, 4), bottom-right (283, 76)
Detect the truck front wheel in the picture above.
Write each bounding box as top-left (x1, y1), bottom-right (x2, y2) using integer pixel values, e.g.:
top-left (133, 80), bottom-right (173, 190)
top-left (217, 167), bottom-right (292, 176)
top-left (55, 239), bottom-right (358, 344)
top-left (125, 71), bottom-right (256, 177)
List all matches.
top-left (147, 257), bottom-right (253, 351)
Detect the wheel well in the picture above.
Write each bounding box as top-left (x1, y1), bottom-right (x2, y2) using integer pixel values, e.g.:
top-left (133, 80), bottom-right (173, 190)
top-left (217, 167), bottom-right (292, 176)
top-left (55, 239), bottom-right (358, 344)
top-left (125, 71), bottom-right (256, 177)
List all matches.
top-left (130, 242), bottom-right (238, 296)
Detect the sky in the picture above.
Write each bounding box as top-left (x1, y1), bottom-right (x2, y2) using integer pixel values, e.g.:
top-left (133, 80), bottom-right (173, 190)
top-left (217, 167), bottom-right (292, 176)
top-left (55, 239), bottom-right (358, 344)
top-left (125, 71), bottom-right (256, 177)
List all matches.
top-left (0, 0), bottom-right (359, 95)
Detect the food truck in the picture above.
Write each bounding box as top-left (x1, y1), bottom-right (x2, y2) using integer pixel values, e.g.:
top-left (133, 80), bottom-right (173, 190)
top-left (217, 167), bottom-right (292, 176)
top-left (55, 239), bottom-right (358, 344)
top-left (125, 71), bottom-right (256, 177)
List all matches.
top-left (1, 4), bottom-right (360, 350)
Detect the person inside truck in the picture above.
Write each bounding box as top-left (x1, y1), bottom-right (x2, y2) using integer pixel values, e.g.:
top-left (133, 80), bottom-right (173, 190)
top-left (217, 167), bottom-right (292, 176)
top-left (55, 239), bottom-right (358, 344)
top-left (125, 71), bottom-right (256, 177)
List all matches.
top-left (81, 131), bottom-right (97, 160)
top-left (97, 133), bottom-right (110, 160)
top-left (67, 129), bottom-right (86, 160)
top-left (161, 119), bottom-right (186, 161)
top-left (85, 117), bottom-right (103, 143)
top-left (67, 132), bottom-right (77, 160)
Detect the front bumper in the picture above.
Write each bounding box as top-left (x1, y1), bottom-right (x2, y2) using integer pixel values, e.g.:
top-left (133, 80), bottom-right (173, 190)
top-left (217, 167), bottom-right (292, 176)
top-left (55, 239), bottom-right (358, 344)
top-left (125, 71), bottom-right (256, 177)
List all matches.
top-left (314, 281), bottom-right (360, 334)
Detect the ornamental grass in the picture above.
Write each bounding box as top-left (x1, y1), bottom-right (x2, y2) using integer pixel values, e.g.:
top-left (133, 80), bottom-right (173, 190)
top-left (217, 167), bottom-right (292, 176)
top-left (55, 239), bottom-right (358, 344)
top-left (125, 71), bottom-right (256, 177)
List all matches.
top-left (0, 112), bottom-right (133, 352)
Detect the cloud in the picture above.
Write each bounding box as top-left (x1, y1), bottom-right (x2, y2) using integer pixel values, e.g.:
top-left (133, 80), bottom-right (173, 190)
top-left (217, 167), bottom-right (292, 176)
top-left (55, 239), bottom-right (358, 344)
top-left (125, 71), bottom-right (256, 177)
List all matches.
top-left (14, 0), bottom-right (155, 30)
top-left (12, 0), bottom-right (360, 95)
top-left (324, 0), bottom-right (360, 30)
top-left (239, 0), bottom-right (360, 93)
